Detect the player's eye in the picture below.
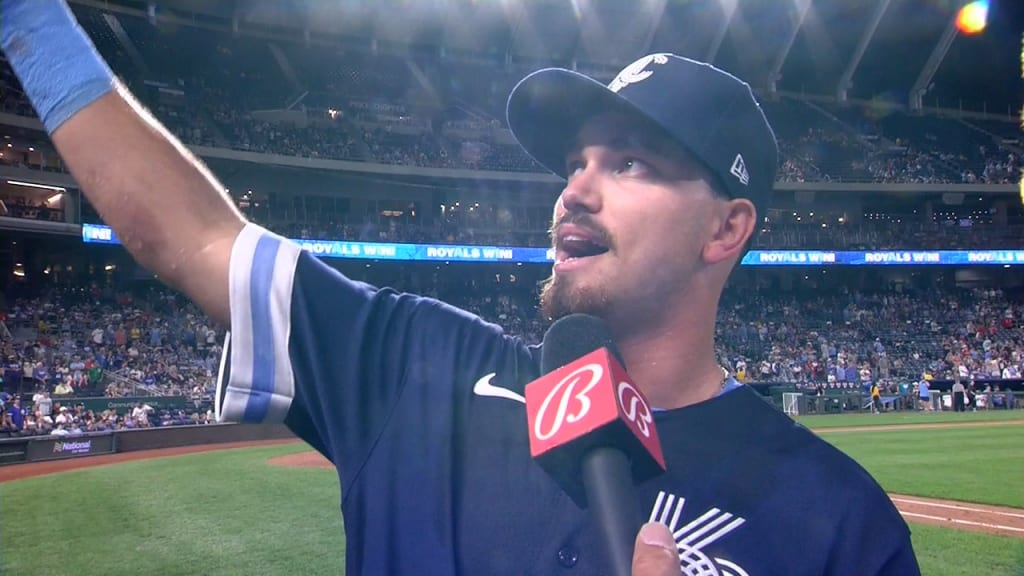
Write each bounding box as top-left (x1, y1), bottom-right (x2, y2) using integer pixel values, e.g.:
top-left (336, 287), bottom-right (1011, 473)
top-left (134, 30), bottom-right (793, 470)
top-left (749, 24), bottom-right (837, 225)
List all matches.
top-left (618, 157), bottom-right (652, 177)
top-left (566, 159), bottom-right (585, 178)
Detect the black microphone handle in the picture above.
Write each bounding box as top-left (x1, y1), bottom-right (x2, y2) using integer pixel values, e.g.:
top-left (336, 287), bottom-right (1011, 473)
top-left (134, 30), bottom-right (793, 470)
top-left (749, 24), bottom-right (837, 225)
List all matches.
top-left (581, 446), bottom-right (644, 576)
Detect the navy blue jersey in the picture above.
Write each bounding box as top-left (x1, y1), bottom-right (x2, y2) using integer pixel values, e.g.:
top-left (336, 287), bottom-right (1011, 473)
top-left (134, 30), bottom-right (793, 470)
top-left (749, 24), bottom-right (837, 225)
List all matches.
top-left (217, 225), bottom-right (920, 576)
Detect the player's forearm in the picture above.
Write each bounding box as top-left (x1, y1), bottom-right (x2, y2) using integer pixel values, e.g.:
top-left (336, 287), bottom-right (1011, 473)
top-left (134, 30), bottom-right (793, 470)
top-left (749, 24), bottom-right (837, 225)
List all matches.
top-left (51, 87), bottom-right (243, 324)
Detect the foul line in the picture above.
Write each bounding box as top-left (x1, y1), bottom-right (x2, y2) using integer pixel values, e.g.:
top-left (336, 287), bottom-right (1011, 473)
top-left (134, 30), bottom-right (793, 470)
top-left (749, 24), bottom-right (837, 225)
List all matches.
top-left (813, 419), bottom-right (1024, 434)
top-left (891, 497), bottom-right (1024, 520)
top-left (899, 511), bottom-right (1024, 534)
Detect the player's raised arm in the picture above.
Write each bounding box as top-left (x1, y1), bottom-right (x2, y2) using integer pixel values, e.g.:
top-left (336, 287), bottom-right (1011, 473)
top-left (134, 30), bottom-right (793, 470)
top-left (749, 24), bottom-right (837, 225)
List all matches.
top-left (1, 0), bottom-right (244, 325)
top-left (53, 90), bottom-right (242, 325)
top-left (0, 1), bottom-right (526, 472)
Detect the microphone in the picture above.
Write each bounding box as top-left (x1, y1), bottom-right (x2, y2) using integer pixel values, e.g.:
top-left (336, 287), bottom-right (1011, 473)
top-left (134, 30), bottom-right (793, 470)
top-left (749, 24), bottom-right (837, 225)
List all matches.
top-left (525, 314), bottom-right (667, 576)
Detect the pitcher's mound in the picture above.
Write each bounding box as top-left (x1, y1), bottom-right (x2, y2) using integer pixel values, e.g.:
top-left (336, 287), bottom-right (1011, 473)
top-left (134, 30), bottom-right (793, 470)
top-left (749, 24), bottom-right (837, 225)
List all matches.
top-left (269, 451), bottom-right (333, 469)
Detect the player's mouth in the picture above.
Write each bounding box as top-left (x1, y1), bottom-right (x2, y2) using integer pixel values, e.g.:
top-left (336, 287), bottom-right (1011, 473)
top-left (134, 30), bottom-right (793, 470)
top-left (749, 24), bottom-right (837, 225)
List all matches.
top-left (553, 224), bottom-right (610, 273)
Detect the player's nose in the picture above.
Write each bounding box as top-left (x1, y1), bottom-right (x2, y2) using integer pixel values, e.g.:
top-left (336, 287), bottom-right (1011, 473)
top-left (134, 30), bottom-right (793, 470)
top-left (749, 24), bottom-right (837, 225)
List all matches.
top-left (560, 164), bottom-right (602, 215)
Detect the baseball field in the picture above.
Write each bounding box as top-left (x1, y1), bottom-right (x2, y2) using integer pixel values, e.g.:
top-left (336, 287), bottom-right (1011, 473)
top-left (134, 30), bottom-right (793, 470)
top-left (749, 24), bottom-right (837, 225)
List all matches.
top-left (1, 410), bottom-right (1022, 576)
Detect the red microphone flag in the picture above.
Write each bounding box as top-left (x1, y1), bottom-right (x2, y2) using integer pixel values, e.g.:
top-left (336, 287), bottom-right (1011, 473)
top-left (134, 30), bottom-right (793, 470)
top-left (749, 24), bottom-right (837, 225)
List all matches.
top-left (525, 347), bottom-right (666, 507)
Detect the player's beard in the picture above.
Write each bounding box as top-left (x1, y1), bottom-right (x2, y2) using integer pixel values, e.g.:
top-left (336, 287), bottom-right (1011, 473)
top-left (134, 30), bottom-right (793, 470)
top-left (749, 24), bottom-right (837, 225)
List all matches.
top-left (539, 273), bottom-right (612, 322)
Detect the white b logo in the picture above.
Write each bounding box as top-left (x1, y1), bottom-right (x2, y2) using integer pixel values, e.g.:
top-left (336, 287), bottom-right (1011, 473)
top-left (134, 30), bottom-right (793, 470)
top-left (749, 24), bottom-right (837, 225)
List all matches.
top-left (617, 381), bottom-right (653, 438)
top-left (533, 364), bottom-right (603, 441)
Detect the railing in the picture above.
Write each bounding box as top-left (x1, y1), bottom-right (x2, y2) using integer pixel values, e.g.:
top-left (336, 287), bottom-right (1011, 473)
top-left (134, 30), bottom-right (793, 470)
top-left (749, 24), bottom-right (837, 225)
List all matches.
top-left (754, 381), bottom-right (1023, 415)
top-left (103, 369), bottom-right (158, 397)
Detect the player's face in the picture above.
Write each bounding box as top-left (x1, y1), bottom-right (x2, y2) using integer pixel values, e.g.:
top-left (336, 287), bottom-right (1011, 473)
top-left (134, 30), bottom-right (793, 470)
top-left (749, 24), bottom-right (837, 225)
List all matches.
top-left (541, 112), bottom-right (723, 330)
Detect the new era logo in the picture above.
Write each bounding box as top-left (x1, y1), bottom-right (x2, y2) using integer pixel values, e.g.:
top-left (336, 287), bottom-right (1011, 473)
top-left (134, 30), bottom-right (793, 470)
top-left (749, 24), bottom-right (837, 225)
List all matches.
top-left (729, 154), bottom-right (750, 186)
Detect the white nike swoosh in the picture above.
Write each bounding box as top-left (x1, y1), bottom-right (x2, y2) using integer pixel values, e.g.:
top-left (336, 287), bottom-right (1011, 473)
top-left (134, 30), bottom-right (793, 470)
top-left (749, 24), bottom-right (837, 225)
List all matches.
top-left (472, 372), bottom-right (525, 404)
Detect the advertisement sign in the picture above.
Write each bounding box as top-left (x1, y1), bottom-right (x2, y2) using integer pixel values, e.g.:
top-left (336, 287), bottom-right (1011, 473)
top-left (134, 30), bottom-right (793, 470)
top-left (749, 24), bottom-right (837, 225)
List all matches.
top-left (22, 396), bottom-right (188, 415)
top-left (81, 224), bottom-right (1024, 266)
top-left (25, 433), bottom-right (117, 462)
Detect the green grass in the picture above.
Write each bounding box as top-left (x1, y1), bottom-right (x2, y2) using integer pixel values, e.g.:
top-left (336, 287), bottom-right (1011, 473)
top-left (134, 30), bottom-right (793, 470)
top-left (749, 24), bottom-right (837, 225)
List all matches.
top-left (3, 428), bottom-right (1024, 576)
top-left (821, 425), bottom-right (1024, 508)
top-left (910, 524), bottom-right (1024, 576)
top-left (0, 443), bottom-right (345, 576)
top-left (797, 409), bottom-right (1024, 429)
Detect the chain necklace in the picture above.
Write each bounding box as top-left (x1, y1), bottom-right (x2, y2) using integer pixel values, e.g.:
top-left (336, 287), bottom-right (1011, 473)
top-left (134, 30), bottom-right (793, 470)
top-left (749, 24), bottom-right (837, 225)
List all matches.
top-left (717, 366), bottom-right (731, 394)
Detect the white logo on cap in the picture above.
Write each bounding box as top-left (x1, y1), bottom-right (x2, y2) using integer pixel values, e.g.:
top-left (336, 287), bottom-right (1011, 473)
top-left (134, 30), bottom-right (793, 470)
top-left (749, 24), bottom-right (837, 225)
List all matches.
top-left (730, 154), bottom-right (750, 186)
top-left (608, 54), bottom-right (670, 93)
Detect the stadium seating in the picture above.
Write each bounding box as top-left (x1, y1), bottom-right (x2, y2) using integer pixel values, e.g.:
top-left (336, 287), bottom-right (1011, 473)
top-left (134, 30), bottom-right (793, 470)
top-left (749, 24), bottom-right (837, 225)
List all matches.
top-left (2, 276), bottom-right (1022, 394)
top-left (2, 4), bottom-right (1016, 183)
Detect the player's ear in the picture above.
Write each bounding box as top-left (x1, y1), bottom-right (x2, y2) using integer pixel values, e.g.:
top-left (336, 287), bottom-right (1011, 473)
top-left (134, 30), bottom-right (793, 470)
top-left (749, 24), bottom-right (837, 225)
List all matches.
top-left (703, 198), bottom-right (755, 265)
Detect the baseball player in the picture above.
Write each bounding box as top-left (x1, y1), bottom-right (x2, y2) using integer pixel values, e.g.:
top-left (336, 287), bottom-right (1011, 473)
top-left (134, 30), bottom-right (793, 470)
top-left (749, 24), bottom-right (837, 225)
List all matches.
top-left (1, 1), bottom-right (919, 574)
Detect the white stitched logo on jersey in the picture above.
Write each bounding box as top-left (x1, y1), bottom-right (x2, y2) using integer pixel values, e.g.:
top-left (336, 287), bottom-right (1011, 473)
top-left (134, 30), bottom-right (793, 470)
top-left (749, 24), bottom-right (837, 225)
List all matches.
top-left (608, 54), bottom-right (670, 92)
top-left (729, 154), bottom-right (750, 186)
top-left (648, 491), bottom-right (749, 576)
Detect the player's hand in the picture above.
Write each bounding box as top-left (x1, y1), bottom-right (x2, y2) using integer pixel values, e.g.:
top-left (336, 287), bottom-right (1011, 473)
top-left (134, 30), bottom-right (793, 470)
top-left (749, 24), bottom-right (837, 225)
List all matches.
top-left (632, 522), bottom-right (680, 576)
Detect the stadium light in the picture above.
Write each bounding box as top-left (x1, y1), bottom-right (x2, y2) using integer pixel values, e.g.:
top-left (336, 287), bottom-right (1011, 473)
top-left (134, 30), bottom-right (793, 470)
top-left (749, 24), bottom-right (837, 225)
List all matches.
top-left (569, 0), bottom-right (584, 21)
top-left (955, 0), bottom-right (988, 35)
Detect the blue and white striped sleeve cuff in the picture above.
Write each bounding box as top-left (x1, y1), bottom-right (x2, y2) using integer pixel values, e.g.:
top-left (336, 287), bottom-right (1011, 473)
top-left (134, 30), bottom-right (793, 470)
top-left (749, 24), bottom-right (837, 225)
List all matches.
top-left (215, 223), bottom-right (301, 424)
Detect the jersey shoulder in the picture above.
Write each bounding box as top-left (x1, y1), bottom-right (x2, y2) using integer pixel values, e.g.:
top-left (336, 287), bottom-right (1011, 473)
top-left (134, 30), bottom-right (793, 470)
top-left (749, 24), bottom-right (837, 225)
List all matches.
top-left (746, 393), bottom-right (906, 522)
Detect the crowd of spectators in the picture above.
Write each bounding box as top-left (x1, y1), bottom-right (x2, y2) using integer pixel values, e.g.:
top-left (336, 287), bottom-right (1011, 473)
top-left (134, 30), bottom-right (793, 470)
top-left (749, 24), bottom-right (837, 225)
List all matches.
top-left (0, 285), bottom-right (219, 436)
top-left (3, 132), bottom-right (1018, 255)
top-left (2, 188), bottom-right (1020, 256)
top-left (2, 273), bottom-right (1022, 395)
top-left (1, 270), bottom-right (1021, 436)
top-left (965, 148), bottom-right (1020, 185)
top-left (772, 124), bottom-right (1018, 186)
top-left (715, 287), bottom-right (1024, 394)
top-left (0, 392), bottom-right (213, 438)
top-left (0, 285), bottom-right (221, 399)
top-left (2, 6), bottom-right (1019, 184)
top-left (3, 8), bottom-right (1020, 258)
top-left (118, 80), bottom-right (1019, 183)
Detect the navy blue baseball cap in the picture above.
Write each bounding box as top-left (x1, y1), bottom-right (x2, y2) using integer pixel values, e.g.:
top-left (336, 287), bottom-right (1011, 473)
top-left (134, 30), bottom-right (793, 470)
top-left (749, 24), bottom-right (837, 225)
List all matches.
top-left (507, 53), bottom-right (778, 217)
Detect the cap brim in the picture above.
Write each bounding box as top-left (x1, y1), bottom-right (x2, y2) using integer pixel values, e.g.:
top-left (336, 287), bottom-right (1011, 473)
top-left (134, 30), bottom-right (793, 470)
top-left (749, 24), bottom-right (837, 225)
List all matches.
top-left (507, 69), bottom-right (665, 180)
